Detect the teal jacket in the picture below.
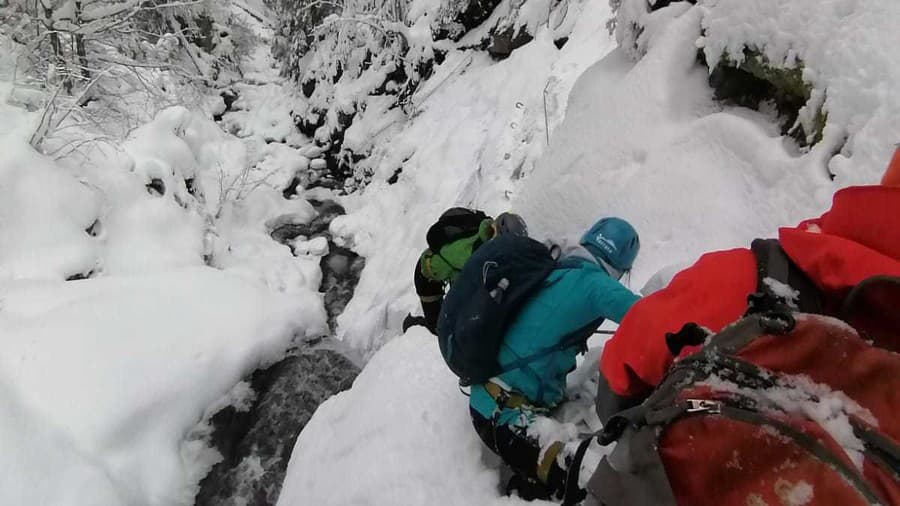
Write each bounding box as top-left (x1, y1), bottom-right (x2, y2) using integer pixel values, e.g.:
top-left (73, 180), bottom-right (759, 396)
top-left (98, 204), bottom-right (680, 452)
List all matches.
top-left (469, 255), bottom-right (640, 425)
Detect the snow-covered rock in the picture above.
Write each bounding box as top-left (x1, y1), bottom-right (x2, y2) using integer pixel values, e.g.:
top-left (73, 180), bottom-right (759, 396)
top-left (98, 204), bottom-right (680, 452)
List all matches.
top-left (0, 142), bottom-right (100, 281)
top-left (616, 0), bottom-right (900, 185)
top-left (519, 5), bottom-right (832, 288)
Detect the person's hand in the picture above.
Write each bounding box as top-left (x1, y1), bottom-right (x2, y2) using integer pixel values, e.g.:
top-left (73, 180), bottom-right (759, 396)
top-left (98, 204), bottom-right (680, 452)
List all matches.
top-left (402, 313), bottom-right (428, 332)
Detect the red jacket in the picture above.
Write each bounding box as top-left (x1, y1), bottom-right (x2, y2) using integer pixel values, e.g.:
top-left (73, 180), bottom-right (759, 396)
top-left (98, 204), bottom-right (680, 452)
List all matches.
top-left (600, 185), bottom-right (900, 397)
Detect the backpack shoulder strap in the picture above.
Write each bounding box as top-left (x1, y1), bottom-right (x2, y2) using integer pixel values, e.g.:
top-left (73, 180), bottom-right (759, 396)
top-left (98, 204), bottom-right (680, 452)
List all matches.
top-left (840, 275), bottom-right (900, 352)
top-left (842, 275), bottom-right (900, 315)
top-left (748, 238), bottom-right (823, 315)
top-left (495, 316), bottom-right (604, 377)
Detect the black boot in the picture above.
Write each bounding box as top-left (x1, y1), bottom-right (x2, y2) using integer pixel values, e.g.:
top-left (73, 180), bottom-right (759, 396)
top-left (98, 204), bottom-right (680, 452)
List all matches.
top-left (505, 473), bottom-right (553, 501)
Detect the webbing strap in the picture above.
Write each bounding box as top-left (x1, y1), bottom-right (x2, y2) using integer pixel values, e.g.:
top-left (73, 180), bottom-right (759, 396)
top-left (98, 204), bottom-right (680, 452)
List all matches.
top-left (484, 381), bottom-right (531, 410)
top-left (720, 405), bottom-right (883, 505)
top-left (749, 238), bottom-right (823, 315)
top-left (842, 275), bottom-right (900, 317)
top-left (561, 436), bottom-right (595, 506)
top-left (851, 419), bottom-right (900, 478)
top-left (588, 425), bottom-right (678, 506)
top-left (496, 317), bottom-right (604, 377)
top-left (436, 250), bottom-right (463, 273)
top-left (536, 441), bottom-right (564, 484)
top-left (753, 238), bottom-right (789, 287)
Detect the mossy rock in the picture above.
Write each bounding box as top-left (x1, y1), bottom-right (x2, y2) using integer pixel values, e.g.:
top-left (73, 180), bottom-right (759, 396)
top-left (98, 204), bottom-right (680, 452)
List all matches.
top-left (705, 47), bottom-right (826, 147)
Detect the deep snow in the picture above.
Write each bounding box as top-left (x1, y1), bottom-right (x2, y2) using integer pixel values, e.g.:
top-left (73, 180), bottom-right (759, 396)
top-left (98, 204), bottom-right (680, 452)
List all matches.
top-left (278, 1), bottom-right (897, 505)
top-left (0, 269), bottom-right (325, 504)
top-left (0, 15), bottom-right (330, 505)
top-left (276, 327), bottom-right (532, 506)
top-left (2, 0), bottom-right (899, 504)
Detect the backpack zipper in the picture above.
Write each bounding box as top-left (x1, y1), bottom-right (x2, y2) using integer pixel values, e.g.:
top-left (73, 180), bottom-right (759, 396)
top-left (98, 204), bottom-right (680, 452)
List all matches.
top-left (684, 399), bottom-right (722, 414)
top-left (852, 420), bottom-right (900, 481)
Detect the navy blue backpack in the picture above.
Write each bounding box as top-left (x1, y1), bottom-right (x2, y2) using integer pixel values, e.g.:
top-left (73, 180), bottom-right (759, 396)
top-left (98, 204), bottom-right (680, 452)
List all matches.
top-left (437, 234), bottom-right (558, 386)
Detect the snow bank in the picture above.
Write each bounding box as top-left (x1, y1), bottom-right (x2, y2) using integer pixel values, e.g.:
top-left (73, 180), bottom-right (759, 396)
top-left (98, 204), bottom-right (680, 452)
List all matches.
top-left (697, 0), bottom-right (900, 186)
top-left (276, 328), bottom-right (536, 506)
top-left (517, 6), bottom-right (831, 288)
top-left (1, 35), bottom-right (328, 505)
top-left (615, 0), bottom-right (900, 186)
top-left (220, 81), bottom-right (304, 145)
top-left (0, 142), bottom-right (101, 281)
top-left (0, 70), bottom-right (99, 282)
top-left (0, 268), bottom-right (327, 505)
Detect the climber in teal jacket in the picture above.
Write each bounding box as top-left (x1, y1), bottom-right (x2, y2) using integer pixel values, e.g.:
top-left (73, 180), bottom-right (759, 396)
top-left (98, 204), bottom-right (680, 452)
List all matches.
top-left (469, 217), bottom-right (641, 503)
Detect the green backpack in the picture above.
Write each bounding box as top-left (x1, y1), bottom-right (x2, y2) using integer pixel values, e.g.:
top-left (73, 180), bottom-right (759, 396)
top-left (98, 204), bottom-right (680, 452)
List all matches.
top-left (420, 208), bottom-right (494, 283)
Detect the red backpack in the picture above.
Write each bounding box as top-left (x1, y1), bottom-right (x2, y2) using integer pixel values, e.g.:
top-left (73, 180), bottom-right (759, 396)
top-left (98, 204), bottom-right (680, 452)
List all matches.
top-left (584, 240), bottom-right (900, 506)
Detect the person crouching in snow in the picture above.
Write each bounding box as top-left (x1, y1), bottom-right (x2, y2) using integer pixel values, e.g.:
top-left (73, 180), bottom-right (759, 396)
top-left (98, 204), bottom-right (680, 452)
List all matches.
top-left (596, 146), bottom-right (900, 422)
top-left (467, 217), bottom-right (641, 503)
top-left (404, 208), bottom-right (529, 334)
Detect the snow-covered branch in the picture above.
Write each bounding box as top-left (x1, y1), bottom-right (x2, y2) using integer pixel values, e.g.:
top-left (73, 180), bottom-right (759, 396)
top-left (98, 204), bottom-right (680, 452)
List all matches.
top-left (6, 0), bottom-right (254, 152)
top-left (314, 14), bottom-right (409, 46)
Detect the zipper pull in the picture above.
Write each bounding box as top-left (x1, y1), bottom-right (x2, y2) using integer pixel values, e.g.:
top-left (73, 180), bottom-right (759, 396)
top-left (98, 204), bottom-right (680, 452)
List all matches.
top-left (489, 278), bottom-right (510, 303)
top-left (685, 399), bottom-right (722, 414)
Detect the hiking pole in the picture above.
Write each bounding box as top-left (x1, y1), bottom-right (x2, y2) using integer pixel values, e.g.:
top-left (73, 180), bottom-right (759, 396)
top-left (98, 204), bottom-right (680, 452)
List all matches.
top-left (593, 330), bottom-right (615, 336)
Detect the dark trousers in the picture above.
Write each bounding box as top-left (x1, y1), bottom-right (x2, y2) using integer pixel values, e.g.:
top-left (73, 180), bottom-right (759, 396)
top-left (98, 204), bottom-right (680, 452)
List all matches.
top-left (470, 407), bottom-right (568, 499)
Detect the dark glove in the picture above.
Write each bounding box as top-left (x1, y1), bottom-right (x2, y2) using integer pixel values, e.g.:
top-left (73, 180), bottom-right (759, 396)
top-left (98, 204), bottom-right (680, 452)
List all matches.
top-left (665, 322), bottom-right (710, 356)
top-left (402, 313), bottom-right (429, 332)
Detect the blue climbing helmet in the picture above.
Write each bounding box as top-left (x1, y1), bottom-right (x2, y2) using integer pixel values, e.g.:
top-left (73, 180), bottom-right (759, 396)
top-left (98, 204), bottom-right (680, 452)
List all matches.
top-left (580, 217), bottom-right (640, 278)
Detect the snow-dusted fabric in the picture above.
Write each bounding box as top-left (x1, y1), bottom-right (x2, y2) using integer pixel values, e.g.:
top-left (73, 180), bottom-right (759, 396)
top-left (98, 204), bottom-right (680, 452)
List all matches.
top-left (600, 248), bottom-right (758, 397)
top-left (663, 314), bottom-right (900, 505)
top-left (600, 185), bottom-right (900, 398)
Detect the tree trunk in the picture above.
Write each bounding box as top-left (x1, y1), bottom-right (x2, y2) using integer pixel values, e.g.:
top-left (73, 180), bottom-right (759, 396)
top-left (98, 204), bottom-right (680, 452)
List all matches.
top-left (42, 4), bottom-right (61, 59)
top-left (41, 2), bottom-right (70, 93)
top-left (74, 0), bottom-right (90, 80)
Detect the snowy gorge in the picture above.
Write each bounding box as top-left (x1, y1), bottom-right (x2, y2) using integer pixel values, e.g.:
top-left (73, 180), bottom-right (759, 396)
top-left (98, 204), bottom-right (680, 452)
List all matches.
top-left (1, 0), bottom-right (898, 505)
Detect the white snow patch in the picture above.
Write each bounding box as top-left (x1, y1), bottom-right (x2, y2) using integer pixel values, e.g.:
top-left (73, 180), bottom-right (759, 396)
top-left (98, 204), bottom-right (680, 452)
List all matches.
top-left (276, 328), bottom-right (536, 506)
top-left (763, 277), bottom-right (800, 308)
top-left (0, 268), bottom-right (326, 505)
top-left (0, 142), bottom-right (100, 281)
top-left (775, 478), bottom-right (815, 506)
top-left (700, 374), bottom-right (872, 471)
top-left (517, 7), bottom-right (832, 289)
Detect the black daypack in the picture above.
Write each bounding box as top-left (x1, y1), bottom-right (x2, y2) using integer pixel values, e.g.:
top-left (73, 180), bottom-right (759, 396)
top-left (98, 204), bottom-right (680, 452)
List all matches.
top-left (437, 235), bottom-right (558, 386)
top-left (426, 208), bottom-right (489, 253)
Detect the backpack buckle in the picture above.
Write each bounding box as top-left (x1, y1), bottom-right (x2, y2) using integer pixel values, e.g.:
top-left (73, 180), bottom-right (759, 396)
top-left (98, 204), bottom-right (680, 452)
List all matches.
top-left (685, 399), bottom-right (722, 414)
